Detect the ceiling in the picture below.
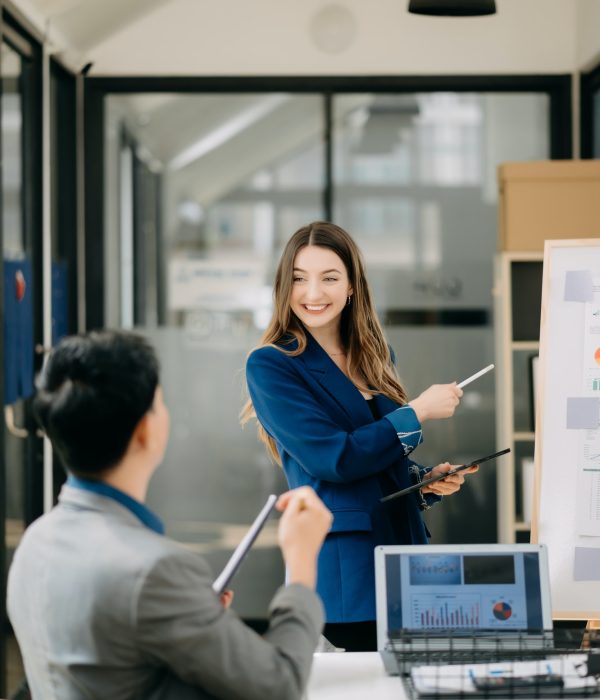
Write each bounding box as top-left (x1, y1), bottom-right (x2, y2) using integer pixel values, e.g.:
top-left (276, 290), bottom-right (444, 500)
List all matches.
top-left (13, 0), bottom-right (587, 76)
top-left (28, 0), bottom-right (172, 54)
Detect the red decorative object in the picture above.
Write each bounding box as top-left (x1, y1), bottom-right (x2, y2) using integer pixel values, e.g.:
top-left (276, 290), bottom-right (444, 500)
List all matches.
top-left (15, 269), bottom-right (26, 302)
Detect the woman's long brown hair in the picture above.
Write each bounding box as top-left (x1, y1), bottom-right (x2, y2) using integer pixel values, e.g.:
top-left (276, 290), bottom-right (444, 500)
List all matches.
top-left (240, 221), bottom-right (408, 464)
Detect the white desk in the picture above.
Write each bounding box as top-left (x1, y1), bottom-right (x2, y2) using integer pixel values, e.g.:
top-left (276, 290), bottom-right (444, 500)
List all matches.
top-left (305, 652), bottom-right (598, 700)
top-left (306, 652), bottom-right (405, 700)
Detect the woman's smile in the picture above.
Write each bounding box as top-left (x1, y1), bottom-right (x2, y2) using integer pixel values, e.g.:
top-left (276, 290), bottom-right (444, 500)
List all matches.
top-left (302, 304), bottom-right (330, 313)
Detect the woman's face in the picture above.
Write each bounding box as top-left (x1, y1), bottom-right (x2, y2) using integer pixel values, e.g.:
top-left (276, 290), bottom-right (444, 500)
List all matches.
top-left (290, 245), bottom-right (352, 333)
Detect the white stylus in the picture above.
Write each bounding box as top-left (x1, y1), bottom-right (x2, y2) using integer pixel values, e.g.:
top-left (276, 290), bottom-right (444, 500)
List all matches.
top-left (457, 363), bottom-right (494, 389)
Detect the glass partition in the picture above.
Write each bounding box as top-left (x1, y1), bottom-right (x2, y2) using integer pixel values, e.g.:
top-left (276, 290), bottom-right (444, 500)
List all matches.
top-left (103, 88), bottom-right (551, 616)
top-left (104, 93), bottom-right (325, 617)
top-left (332, 92), bottom-right (549, 542)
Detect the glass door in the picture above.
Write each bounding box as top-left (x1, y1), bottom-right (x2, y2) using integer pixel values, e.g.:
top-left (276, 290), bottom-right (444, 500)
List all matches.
top-left (1, 18), bottom-right (46, 694)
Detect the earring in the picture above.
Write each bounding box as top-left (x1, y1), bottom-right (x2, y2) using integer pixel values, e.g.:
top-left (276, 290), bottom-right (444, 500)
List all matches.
top-left (346, 295), bottom-right (351, 306)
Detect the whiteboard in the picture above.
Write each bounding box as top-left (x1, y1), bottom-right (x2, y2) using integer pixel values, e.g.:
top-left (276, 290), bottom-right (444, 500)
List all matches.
top-left (531, 239), bottom-right (600, 620)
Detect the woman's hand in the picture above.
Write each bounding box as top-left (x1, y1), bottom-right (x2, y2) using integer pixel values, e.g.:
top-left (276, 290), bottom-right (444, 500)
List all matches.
top-left (421, 462), bottom-right (479, 496)
top-left (409, 383), bottom-right (463, 422)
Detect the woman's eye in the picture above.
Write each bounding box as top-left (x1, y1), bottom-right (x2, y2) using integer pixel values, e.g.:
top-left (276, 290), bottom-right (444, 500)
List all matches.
top-left (324, 277), bottom-right (339, 282)
top-left (293, 277), bottom-right (305, 283)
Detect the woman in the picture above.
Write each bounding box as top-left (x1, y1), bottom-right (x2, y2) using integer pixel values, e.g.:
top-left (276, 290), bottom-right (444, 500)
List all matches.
top-left (241, 221), bottom-right (477, 651)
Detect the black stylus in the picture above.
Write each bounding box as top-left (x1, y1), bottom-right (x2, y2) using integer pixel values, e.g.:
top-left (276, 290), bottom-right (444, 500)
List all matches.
top-left (380, 448), bottom-right (511, 504)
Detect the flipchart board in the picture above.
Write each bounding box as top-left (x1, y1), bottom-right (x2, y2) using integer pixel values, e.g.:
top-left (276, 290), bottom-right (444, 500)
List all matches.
top-left (531, 239), bottom-right (600, 620)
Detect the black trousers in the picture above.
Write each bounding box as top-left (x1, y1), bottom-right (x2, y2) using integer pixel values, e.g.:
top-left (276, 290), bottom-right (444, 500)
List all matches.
top-left (323, 621), bottom-right (377, 652)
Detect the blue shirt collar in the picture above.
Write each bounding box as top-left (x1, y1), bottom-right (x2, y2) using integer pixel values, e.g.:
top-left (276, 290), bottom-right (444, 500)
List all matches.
top-left (67, 475), bottom-right (164, 535)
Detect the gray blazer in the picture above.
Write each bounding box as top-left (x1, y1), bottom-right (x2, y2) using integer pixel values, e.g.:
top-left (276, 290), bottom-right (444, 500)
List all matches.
top-left (7, 485), bottom-right (323, 700)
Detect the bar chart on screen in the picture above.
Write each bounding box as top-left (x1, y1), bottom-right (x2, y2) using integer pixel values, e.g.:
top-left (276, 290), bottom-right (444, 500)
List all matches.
top-left (411, 595), bottom-right (481, 628)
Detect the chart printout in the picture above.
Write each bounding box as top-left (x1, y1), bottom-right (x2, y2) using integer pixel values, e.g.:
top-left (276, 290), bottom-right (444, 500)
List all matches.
top-left (575, 272), bottom-right (600, 536)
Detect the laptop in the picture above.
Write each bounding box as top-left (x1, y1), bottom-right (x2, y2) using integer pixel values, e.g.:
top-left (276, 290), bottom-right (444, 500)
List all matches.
top-left (375, 544), bottom-right (553, 675)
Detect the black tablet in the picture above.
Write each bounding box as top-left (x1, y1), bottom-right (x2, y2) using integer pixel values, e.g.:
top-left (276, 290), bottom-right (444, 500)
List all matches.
top-left (380, 448), bottom-right (511, 504)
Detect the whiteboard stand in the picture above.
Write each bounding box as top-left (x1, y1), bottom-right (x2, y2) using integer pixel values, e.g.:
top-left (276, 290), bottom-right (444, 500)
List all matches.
top-left (531, 238), bottom-right (600, 623)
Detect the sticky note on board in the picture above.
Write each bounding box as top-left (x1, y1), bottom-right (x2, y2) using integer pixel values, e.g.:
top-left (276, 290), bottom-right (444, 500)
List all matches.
top-left (566, 397), bottom-right (600, 429)
top-left (564, 270), bottom-right (594, 302)
top-left (574, 547), bottom-right (600, 581)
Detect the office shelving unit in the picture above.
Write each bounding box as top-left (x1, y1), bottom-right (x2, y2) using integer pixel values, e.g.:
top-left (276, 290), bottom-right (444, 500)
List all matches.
top-left (494, 160), bottom-right (600, 544)
top-left (494, 251), bottom-right (543, 543)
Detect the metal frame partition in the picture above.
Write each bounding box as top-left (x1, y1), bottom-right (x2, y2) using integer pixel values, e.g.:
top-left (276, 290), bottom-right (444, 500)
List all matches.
top-left (0, 22), bottom-right (4, 694)
top-left (0, 67), bottom-right (573, 695)
top-left (0, 10), bottom-right (43, 695)
top-left (580, 62), bottom-right (600, 158)
top-left (0, 7), bottom-right (77, 694)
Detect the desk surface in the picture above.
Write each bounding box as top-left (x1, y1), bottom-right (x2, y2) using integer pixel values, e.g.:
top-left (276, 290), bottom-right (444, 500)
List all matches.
top-left (306, 652), bottom-right (598, 700)
top-left (306, 652), bottom-right (403, 700)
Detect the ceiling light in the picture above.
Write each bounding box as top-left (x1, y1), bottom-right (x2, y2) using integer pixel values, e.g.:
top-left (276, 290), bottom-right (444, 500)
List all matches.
top-left (408, 0), bottom-right (496, 16)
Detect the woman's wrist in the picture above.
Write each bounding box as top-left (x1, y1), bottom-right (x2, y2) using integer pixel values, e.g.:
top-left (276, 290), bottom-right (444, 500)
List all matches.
top-left (408, 465), bottom-right (431, 510)
top-left (408, 397), bottom-right (427, 422)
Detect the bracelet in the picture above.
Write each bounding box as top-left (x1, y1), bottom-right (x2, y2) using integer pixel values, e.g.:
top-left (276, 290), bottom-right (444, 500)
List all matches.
top-left (409, 465), bottom-right (431, 511)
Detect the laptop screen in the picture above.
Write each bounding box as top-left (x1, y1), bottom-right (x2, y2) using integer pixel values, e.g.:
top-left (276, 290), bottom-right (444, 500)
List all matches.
top-left (375, 544), bottom-right (552, 648)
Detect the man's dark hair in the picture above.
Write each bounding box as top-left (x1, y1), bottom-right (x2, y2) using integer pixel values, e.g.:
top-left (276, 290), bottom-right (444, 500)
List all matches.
top-left (34, 330), bottom-right (160, 475)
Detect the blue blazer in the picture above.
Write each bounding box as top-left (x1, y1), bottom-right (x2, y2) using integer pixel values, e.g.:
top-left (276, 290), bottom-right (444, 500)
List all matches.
top-left (246, 333), bottom-right (440, 623)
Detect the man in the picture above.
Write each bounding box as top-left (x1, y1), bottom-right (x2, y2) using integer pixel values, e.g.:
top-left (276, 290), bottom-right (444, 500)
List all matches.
top-left (8, 330), bottom-right (332, 700)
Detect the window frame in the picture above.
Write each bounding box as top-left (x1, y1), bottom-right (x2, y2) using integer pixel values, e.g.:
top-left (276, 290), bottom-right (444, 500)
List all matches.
top-left (84, 74), bottom-right (572, 328)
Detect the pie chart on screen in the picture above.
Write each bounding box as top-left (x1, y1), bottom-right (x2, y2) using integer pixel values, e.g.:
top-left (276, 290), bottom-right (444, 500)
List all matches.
top-left (492, 601), bottom-right (512, 621)
top-left (595, 348), bottom-right (600, 365)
